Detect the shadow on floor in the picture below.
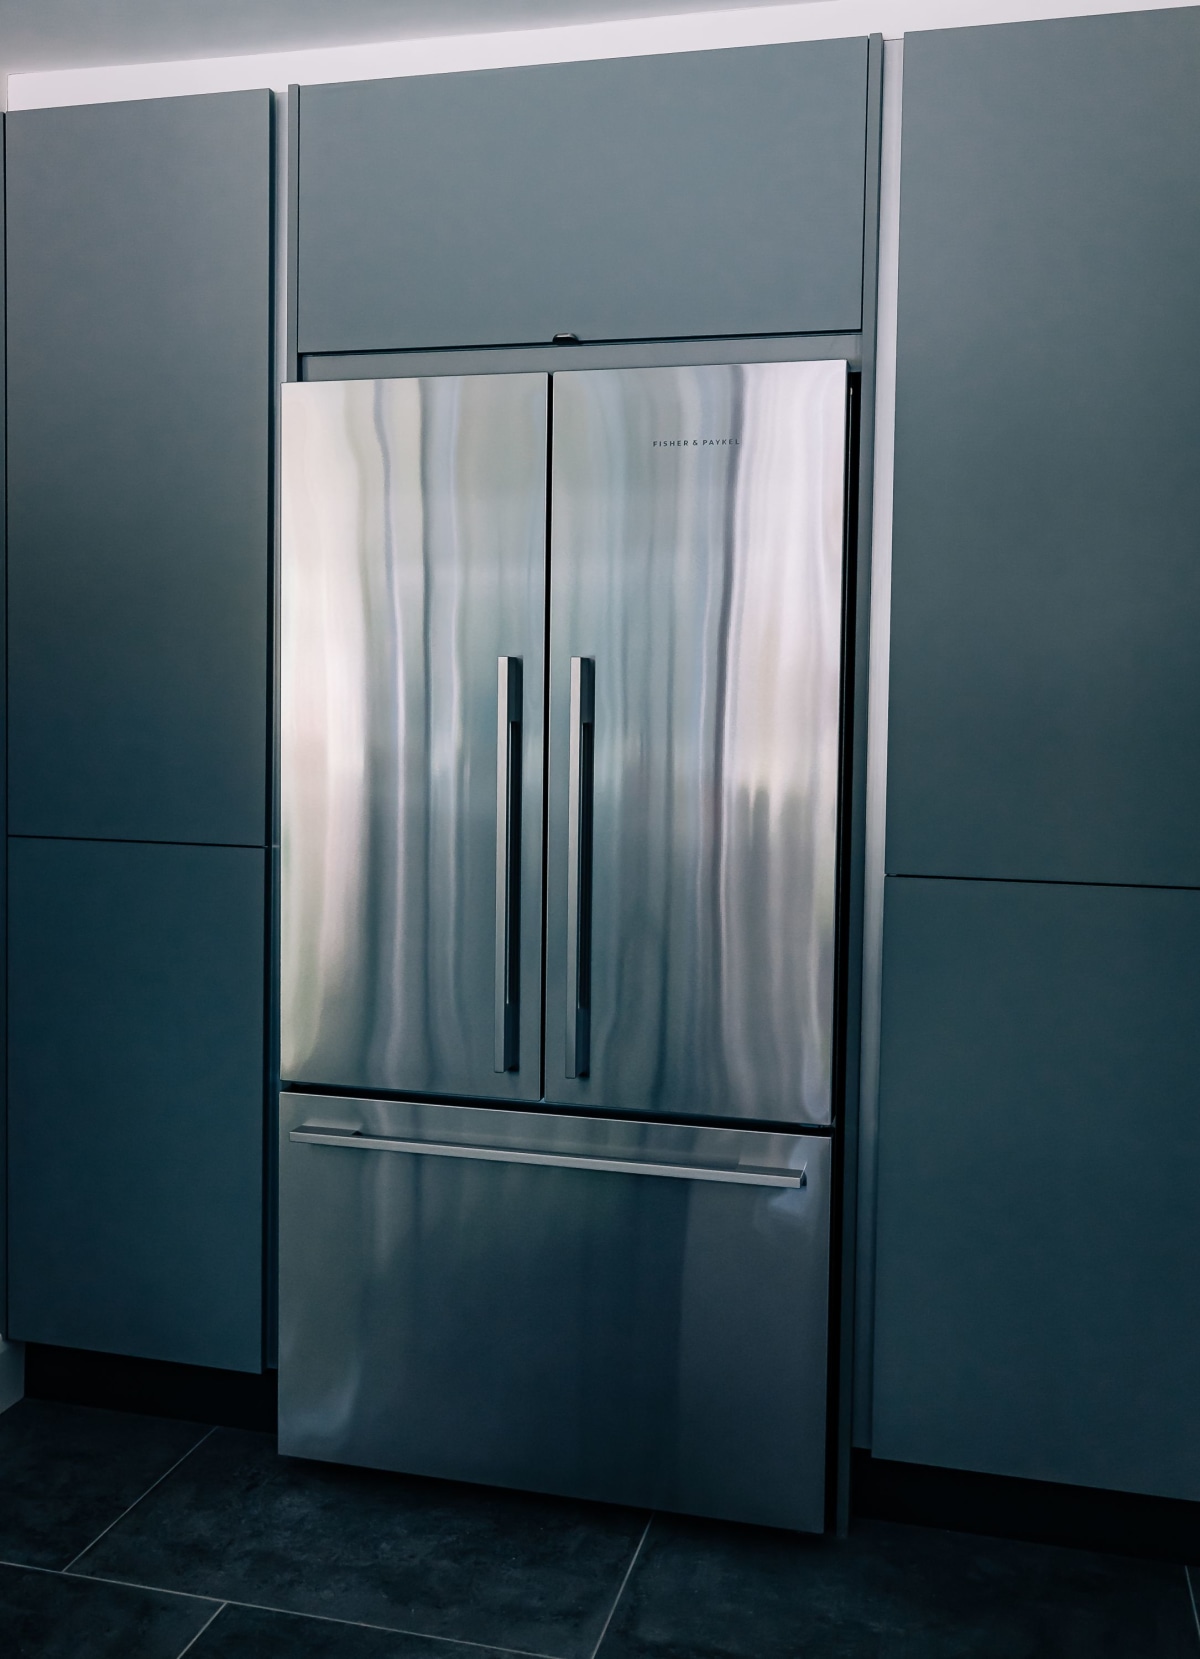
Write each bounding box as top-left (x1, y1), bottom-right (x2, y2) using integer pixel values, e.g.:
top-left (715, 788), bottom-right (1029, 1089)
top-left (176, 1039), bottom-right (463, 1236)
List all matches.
top-left (0, 1399), bottom-right (1197, 1658)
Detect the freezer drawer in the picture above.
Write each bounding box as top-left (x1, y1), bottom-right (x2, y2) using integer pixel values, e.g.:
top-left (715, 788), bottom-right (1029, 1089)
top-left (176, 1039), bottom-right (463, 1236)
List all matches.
top-left (279, 1092), bottom-right (831, 1532)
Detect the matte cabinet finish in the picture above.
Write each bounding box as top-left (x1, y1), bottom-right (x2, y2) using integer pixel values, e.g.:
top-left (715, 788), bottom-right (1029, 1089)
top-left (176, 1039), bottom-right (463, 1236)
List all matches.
top-left (296, 41), bottom-right (869, 354)
top-left (8, 838), bottom-right (266, 1372)
top-left (887, 9), bottom-right (1200, 886)
top-left (872, 876), bottom-right (1200, 1500)
top-left (7, 91), bottom-right (272, 847)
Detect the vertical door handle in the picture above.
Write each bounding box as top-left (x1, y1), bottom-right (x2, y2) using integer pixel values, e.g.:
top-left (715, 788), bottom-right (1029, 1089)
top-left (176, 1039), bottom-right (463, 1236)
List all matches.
top-left (566, 656), bottom-right (595, 1079)
top-left (495, 656), bottom-right (522, 1072)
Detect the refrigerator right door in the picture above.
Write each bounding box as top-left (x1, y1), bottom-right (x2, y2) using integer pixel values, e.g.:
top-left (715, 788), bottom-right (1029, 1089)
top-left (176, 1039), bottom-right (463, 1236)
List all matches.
top-left (546, 362), bottom-right (847, 1124)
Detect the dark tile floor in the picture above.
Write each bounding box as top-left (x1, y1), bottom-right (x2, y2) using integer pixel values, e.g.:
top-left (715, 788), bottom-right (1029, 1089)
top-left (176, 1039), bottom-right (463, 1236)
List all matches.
top-left (0, 1398), bottom-right (1197, 1658)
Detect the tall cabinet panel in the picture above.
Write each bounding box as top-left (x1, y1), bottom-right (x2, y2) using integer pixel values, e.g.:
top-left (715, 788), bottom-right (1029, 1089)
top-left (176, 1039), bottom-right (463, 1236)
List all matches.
top-left (872, 877), bottom-right (1200, 1500)
top-left (6, 90), bottom-right (271, 847)
top-left (872, 7), bottom-right (1200, 1504)
top-left (6, 90), bottom-right (272, 1374)
top-left (8, 840), bottom-right (266, 1372)
top-left (886, 9), bottom-right (1200, 887)
top-left (296, 41), bottom-right (870, 354)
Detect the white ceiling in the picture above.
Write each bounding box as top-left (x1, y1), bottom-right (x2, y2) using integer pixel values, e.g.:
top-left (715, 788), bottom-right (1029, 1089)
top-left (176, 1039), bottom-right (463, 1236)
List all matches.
top-left (0, 0), bottom-right (806, 80)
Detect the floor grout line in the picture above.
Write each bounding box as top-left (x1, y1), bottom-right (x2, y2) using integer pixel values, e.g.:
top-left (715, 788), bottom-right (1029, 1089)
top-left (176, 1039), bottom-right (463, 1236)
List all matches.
top-left (0, 1557), bottom-right (83, 1578)
top-left (172, 1601), bottom-right (227, 1658)
top-left (59, 1425), bottom-right (219, 1574)
top-left (588, 1514), bottom-right (653, 1659)
top-left (48, 1563), bottom-right (222, 1606)
top-left (1186, 1565), bottom-right (1200, 1650)
top-left (60, 1562), bottom-right (563, 1659)
top-left (0, 1554), bottom-right (219, 1605)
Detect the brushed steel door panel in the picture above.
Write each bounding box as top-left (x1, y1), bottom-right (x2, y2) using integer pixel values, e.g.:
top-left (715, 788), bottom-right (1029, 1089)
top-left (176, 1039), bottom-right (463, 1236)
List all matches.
top-left (546, 362), bottom-right (847, 1124)
top-left (279, 1091), bottom-right (831, 1532)
top-left (280, 376), bottom-right (547, 1099)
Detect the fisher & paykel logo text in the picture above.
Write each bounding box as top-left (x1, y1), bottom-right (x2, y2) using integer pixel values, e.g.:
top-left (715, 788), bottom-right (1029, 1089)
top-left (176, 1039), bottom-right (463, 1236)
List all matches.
top-left (651, 438), bottom-right (741, 447)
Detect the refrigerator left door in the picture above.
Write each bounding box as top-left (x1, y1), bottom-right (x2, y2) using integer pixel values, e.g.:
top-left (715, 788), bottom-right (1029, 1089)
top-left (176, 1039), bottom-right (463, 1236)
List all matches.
top-left (281, 375), bottom-right (548, 1100)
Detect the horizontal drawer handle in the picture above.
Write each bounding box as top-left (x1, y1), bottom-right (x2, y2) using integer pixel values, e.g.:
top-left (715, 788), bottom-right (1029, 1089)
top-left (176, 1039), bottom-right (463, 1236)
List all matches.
top-left (290, 1124), bottom-right (805, 1188)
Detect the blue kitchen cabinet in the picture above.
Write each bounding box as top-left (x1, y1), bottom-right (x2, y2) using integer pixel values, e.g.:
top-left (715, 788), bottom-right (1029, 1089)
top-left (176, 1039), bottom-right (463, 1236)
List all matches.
top-left (872, 875), bottom-right (1200, 1499)
top-left (887, 8), bottom-right (1200, 887)
top-left (296, 40), bottom-right (871, 354)
top-left (8, 838), bottom-right (266, 1371)
top-left (7, 90), bottom-right (272, 848)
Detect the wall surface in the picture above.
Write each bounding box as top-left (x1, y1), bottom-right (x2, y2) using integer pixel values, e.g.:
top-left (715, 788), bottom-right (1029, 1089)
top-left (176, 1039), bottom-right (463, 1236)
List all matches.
top-left (6, 0), bottom-right (1197, 105)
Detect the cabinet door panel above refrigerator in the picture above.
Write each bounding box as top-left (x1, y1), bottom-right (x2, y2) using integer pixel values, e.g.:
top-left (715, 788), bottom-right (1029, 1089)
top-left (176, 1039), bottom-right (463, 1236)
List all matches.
top-left (546, 362), bottom-right (847, 1124)
top-left (281, 375), bottom-right (547, 1100)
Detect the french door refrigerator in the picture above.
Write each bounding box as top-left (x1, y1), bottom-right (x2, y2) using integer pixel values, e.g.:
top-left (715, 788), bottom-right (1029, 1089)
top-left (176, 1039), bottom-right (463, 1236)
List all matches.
top-left (278, 361), bottom-right (848, 1532)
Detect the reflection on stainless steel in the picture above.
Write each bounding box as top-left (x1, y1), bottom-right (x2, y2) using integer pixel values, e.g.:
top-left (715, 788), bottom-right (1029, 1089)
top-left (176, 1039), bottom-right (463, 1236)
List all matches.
top-left (289, 1122), bottom-right (806, 1186)
top-left (278, 361), bottom-right (846, 1534)
top-left (280, 376), bottom-right (547, 1099)
top-left (546, 362), bottom-right (847, 1124)
top-left (279, 1092), bottom-right (831, 1531)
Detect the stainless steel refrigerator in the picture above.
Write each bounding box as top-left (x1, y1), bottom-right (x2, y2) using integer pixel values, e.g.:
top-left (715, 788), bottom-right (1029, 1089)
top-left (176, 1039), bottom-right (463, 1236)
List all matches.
top-left (278, 361), bottom-right (848, 1532)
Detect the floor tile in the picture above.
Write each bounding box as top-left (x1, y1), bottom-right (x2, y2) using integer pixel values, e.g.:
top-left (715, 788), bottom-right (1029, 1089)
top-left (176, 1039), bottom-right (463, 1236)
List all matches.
top-left (0, 1560), bottom-right (216, 1659)
top-left (0, 1399), bottom-right (210, 1569)
top-left (74, 1428), bottom-right (647, 1658)
top-left (597, 1514), bottom-right (1200, 1659)
top-left (188, 1602), bottom-right (526, 1657)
